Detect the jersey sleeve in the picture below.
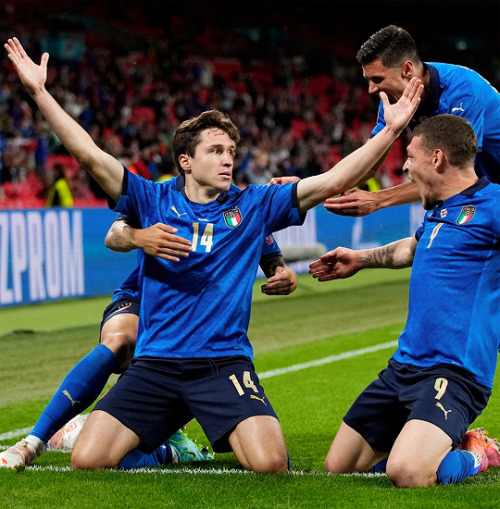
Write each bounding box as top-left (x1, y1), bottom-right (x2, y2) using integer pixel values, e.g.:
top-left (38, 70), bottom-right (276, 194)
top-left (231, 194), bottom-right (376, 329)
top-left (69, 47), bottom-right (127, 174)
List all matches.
top-left (113, 168), bottom-right (160, 226)
top-left (258, 181), bottom-right (304, 233)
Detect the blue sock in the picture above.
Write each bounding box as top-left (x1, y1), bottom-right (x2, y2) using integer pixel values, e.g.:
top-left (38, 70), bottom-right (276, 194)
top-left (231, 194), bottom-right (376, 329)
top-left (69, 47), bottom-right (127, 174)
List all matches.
top-left (368, 459), bottom-right (387, 473)
top-left (436, 449), bottom-right (481, 484)
top-left (119, 443), bottom-right (174, 470)
top-left (30, 344), bottom-right (117, 443)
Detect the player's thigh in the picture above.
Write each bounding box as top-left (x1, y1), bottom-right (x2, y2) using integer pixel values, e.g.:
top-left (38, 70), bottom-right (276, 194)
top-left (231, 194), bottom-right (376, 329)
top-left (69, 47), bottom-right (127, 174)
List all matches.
top-left (326, 421), bottom-right (387, 473)
top-left (386, 419), bottom-right (452, 486)
top-left (94, 360), bottom-right (192, 454)
top-left (401, 366), bottom-right (491, 448)
top-left (71, 409), bottom-right (140, 469)
top-left (229, 414), bottom-right (288, 473)
top-left (185, 357), bottom-right (280, 453)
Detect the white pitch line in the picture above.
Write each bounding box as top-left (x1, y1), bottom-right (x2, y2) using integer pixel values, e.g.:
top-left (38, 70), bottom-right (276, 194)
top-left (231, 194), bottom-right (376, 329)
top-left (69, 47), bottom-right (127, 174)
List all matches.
top-left (0, 427), bottom-right (33, 441)
top-left (26, 465), bottom-right (385, 477)
top-left (259, 340), bottom-right (397, 379)
top-left (0, 341), bottom-right (398, 443)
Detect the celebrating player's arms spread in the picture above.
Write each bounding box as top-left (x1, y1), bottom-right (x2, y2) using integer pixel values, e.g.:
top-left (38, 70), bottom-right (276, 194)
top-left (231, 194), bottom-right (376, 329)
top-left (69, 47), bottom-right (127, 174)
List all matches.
top-left (4, 37), bottom-right (422, 473)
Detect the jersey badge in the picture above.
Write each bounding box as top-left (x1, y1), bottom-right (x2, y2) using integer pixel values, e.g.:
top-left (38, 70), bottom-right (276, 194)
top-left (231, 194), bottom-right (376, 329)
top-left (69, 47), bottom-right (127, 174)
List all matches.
top-left (223, 207), bottom-right (243, 227)
top-left (456, 205), bottom-right (476, 225)
top-left (440, 209), bottom-right (448, 218)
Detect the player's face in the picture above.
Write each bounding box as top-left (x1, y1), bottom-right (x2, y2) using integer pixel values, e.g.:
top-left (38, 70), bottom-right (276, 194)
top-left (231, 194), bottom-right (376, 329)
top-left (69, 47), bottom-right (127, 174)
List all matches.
top-left (403, 135), bottom-right (440, 210)
top-left (188, 128), bottom-right (236, 193)
top-left (362, 59), bottom-right (408, 103)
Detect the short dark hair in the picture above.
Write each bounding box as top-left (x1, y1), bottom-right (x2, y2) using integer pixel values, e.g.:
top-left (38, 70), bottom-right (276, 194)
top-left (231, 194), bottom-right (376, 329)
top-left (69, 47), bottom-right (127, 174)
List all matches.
top-left (412, 115), bottom-right (477, 168)
top-left (356, 25), bottom-right (421, 68)
top-left (172, 110), bottom-right (240, 174)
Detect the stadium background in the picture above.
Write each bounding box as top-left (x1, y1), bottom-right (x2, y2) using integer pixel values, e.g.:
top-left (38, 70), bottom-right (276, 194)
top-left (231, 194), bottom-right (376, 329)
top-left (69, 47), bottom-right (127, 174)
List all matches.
top-left (0, 0), bottom-right (499, 306)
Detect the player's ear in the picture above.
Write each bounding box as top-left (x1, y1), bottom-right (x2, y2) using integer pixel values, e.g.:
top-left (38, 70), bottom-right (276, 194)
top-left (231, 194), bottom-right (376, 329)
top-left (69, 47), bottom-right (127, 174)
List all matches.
top-left (402, 61), bottom-right (413, 79)
top-left (433, 149), bottom-right (446, 172)
top-left (179, 155), bottom-right (191, 173)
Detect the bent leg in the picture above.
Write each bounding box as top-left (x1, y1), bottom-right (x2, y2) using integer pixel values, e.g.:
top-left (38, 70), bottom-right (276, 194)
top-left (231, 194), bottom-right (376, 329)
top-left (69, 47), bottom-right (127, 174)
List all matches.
top-left (229, 415), bottom-right (288, 473)
top-left (100, 311), bottom-right (138, 371)
top-left (325, 421), bottom-right (387, 473)
top-left (386, 419), bottom-right (452, 487)
top-left (71, 410), bottom-right (140, 469)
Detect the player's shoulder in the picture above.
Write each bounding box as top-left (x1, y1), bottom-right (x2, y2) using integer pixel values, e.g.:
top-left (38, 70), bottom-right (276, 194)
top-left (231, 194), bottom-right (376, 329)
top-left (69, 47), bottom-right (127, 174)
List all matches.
top-left (428, 62), bottom-right (485, 89)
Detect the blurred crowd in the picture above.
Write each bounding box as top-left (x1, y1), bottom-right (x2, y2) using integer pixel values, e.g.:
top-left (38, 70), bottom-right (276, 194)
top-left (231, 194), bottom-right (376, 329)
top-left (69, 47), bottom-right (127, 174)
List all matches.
top-left (1, 2), bottom-right (494, 209)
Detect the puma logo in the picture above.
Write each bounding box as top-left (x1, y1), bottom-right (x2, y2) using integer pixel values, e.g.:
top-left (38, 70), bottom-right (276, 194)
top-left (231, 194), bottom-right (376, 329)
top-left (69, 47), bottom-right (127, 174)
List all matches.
top-left (62, 390), bottom-right (81, 407)
top-left (170, 206), bottom-right (187, 218)
top-left (435, 402), bottom-right (452, 420)
top-left (250, 395), bottom-right (267, 406)
top-left (451, 102), bottom-right (465, 113)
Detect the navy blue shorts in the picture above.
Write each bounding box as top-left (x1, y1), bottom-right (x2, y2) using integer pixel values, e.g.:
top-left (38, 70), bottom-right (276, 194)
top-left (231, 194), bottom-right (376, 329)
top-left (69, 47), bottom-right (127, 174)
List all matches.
top-left (93, 355), bottom-right (278, 453)
top-left (99, 296), bottom-right (141, 334)
top-left (344, 358), bottom-right (491, 452)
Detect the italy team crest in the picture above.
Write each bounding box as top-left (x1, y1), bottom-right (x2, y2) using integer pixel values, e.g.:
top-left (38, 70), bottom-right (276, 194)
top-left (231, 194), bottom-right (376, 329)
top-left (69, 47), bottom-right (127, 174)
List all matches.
top-left (223, 207), bottom-right (243, 227)
top-left (456, 205), bottom-right (476, 225)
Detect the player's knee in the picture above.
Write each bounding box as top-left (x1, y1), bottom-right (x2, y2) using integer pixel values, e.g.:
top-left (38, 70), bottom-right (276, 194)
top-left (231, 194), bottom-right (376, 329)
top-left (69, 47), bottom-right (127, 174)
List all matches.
top-left (71, 446), bottom-right (116, 471)
top-left (101, 332), bottom-right (131, 352)
top-left (325, 454), bottom-right (343, 474)
top-left (386, 458), bottom-right (435, 487)
top-left (250, 450), bottom-right (289, 473)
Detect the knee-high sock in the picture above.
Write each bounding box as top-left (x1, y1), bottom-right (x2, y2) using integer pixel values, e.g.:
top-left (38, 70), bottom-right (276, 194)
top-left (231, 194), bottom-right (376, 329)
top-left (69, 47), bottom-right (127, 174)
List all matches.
top-left (119, 443), bottom-right (174, 470)
top-left (30, 344), bottom-right (117, 443)
top-left (436, 449), bottom-right (482, 484)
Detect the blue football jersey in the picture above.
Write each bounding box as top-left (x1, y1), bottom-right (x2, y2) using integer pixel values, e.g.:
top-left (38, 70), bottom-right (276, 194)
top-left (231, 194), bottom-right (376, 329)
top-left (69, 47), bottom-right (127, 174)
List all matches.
top-left (393, 178), bottom-right (500, 388)
top-left (111, 177), bottom-right (283, 303)
top-left (113, 170), bottom-right (303, 360)
top-left (372, 62), bottom-right (500, 181)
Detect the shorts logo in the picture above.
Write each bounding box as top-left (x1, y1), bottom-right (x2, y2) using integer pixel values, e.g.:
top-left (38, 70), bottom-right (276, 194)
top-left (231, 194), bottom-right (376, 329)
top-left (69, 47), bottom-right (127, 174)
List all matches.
top-left (250, 395), bottom-right (267, 406)
top-left (223, 207), bottom-right (243, 227)
top-left (435, 402), bottom-right (452, 420)
top-left (456, 205), bottom-right (475, 225)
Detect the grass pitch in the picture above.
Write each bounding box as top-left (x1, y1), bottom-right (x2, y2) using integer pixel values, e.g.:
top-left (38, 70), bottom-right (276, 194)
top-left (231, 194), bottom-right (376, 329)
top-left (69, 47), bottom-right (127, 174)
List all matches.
top-left (1, 269), bottom-right (499, 508)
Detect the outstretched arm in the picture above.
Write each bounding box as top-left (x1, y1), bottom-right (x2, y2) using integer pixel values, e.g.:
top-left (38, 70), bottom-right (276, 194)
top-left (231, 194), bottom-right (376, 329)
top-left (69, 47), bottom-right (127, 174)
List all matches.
top-left (4, 37), bottom-right (123, 200)
top-left (105, 219), bottom-right (192, 262)
top-left (309, 236), bottom-right (417, 282)
top-left (324, 181), bottom-right (421, 217)
top-left (296, 78), bottom-right (423, 213)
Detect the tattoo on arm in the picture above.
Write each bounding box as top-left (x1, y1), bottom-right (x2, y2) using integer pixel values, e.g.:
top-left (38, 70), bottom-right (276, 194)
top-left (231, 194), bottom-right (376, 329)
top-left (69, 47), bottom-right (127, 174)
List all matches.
top-left (106, 222), bottom-right (135, 251)
top-left (369, 246), bottom-right (390, 267)
top-left (260, 255), bottom-right (285, 278)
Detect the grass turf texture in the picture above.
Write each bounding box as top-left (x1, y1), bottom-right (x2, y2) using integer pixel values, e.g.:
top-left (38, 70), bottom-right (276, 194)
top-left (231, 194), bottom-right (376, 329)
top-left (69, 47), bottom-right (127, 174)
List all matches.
top-left (1, 269), bottom-right (499, 508)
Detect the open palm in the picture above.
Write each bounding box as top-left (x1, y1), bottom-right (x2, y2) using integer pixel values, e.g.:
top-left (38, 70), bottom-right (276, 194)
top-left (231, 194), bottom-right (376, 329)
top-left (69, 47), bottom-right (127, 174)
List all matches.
top-left (4, 37), bottom-right (49, 96)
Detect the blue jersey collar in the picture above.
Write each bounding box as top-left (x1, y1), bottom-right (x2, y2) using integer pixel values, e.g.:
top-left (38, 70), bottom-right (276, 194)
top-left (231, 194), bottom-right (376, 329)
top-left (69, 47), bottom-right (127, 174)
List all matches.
top-left (460, 176), bottom-right (490, 197)
top-left (408, 64), bottom-right (441, 130)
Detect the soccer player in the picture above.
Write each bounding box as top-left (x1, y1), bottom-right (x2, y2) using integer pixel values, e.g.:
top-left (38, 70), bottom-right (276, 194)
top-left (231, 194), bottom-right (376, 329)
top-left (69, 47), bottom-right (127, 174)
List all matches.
top-left (4, 36), bottom-right (422, 472)
top-left (0, 189), bottom-right (298, 469)
top-left (325, 25), bottom-right (500, 217)
top-left (310, 114), bottom-right (500, 486)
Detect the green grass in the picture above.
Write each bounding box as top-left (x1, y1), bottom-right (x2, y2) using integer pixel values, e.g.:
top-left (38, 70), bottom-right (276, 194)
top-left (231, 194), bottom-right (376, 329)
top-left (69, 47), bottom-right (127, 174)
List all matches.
top-left (1, 268), bottom-right (499, 508)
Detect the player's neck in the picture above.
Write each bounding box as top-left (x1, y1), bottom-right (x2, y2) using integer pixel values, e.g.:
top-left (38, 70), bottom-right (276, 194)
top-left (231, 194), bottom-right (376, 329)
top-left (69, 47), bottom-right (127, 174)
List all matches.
top-left (184, 179), bottom-right (221, 204)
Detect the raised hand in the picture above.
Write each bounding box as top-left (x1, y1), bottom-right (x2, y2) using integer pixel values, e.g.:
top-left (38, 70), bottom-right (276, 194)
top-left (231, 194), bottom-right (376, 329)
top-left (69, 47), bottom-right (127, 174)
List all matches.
top-left (4, 37), bottom-right (49, 97)
top-left (381, 77), bottom-right (424, 135)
